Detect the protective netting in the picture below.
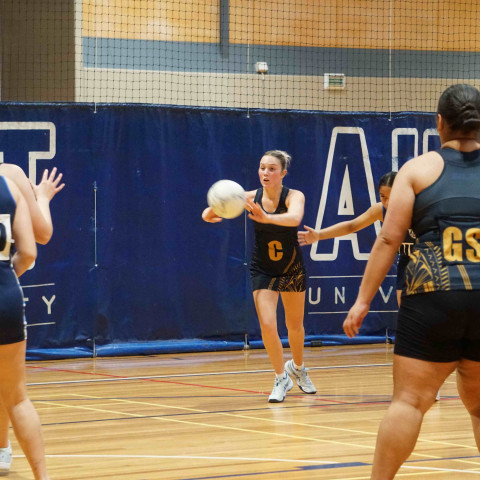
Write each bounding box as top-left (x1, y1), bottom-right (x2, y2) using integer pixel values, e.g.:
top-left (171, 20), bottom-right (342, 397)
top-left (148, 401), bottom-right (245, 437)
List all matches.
top-left (1, 0), bottom-right (480, 112)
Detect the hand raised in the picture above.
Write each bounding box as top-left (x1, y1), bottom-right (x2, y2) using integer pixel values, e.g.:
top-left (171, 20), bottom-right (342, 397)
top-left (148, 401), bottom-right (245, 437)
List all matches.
top-left (32, 167), bottom-right (65, 201)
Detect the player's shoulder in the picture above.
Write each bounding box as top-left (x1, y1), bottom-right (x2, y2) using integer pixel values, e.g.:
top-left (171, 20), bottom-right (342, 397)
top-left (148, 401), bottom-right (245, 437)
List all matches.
top-left (0, 163), bottom-right (25, 177)
top-left (1, 163), bottom-right (23, 174)
top-left (288, 188), bottom-right (305, 198)
top-left (401, 151), bottom-right (442, 172)
top-left (286, 187), bottom-right (304, 200)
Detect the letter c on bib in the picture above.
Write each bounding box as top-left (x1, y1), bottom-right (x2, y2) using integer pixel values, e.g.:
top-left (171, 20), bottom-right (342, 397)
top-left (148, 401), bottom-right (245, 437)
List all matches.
top-left (268, 241), bottom-right (284, 261)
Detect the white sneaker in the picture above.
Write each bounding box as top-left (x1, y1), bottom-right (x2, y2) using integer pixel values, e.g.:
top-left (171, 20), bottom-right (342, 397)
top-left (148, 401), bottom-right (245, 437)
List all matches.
top-left (285, 359), bottom-right (317, 394)
top-left (268, 374), bottom-right (293, 403)
top-left (0, 441), bottom-right (12, 473)
top-left (436, 390), bottom-right (441, 401)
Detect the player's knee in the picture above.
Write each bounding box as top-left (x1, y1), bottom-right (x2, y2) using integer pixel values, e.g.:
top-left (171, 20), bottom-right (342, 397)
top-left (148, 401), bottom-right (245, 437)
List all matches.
top-left (259, 319), bottom-right (277, 336)
top-left (286, 319), bottom-right (304, 333)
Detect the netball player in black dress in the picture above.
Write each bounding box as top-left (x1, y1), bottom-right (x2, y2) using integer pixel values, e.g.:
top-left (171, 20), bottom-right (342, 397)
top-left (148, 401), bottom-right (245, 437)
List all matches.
top-left (344, 84), bottom-right (480, 479)
top-left (0, 176), bottom-right (50, 479)
top-left (203, 150), bottom-right (316, 402)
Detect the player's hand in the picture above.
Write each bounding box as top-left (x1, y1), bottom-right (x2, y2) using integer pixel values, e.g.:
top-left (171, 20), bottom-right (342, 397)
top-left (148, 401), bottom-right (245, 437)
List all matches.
top-left (202, 207), bottom-right (223, 223)
top-left (343, 301), bottom-right (370, 338)
top-left (32, 168), bottom-right (65, 201)
top-left (298, 225), bottom-right (318, 246)
top-left (246, 198), bottom-right (269, 223)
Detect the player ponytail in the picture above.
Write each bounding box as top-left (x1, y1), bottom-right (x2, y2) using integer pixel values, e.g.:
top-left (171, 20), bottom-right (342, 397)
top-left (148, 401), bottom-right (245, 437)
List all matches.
top-left (437, 84), bottom-right (480, 133)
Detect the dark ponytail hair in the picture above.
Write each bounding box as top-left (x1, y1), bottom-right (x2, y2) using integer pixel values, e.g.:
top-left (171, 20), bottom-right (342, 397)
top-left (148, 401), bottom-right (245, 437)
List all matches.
top-left (379, 171), bottom-right (397, 189)
top-left (437, 84), bottom-right (480, 133)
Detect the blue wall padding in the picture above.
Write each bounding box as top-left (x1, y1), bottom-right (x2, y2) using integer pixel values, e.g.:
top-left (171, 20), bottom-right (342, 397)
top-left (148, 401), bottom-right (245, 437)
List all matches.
top-left (0, 104), bottom-right (438, 358)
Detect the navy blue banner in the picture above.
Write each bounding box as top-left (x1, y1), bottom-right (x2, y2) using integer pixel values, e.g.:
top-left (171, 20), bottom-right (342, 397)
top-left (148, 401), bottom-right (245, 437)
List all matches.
top-left (0, 105), bottom-right (439, 357)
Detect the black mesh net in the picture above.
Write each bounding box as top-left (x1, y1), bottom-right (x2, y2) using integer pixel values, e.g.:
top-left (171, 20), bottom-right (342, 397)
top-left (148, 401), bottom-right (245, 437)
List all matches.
top-left (1, 0), bottom-right (479, 112)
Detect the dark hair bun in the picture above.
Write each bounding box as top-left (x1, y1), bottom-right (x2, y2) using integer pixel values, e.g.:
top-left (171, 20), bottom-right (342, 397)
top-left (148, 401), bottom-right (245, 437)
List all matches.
top-left (438, 84), bottom-right (480, 133)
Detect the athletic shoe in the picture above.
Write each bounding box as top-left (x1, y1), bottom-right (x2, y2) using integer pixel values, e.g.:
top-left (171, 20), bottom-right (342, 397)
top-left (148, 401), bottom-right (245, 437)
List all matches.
top-left (436, 390), bottom-right (441, 401)
top-left (285, 359), bottom-right (317, 394)
top-left (0, 441), bottom-right (12, 473)
top-left (268, 374), bottom-right (293, 403)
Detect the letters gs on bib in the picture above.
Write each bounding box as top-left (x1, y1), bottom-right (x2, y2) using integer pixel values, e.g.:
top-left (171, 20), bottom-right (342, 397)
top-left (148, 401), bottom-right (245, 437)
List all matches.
top-left (440, 217), bottom-right (480, 264)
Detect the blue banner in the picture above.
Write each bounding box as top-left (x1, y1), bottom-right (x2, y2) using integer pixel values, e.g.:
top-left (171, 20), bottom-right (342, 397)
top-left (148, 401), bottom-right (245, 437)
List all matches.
top-left (0, 105), bottom-right (439, 357)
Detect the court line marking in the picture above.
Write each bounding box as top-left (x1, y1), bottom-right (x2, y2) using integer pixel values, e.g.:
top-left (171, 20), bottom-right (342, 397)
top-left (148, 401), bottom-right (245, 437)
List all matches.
top-left (73, 393), bottom-right (377, 448)
top-left (21, 453), bottom-right (336, 464)
top-left (22, 283), bottom-right (55, 288)
top-left (68, 393), bottom-right (476, 456)
top-left (403, 465), bottom-right (480, 474)
top-left (26, 362), bottom-right (394, 386)
top-left (31, 377), bottom-right (475, 469)
top-left (8, 454), bottom-right (480, 476)
top-left (337, 470), bottom-right (479, 480)
top-left (27, 362), bottom-right (470, 456)
top-left (35, 398), bottom-right (363, 448)
top-left (39, 394), bottom-right (480, 472)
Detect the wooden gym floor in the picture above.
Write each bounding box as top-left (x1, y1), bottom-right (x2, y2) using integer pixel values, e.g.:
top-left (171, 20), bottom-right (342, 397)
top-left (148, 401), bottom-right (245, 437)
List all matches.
top-left (9, 343), bottom-right (479, 479)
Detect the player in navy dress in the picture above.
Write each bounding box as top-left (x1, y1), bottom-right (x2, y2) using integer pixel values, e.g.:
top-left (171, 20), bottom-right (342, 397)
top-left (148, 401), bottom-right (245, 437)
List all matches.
top-left (0, 175), bottom-right (50, 479)
top-left (203, 150), bottom-right (316, 402)
top-left (344, 84), bottom-right (480, 479)
top-left (0, 164), bottom-right (64, 474)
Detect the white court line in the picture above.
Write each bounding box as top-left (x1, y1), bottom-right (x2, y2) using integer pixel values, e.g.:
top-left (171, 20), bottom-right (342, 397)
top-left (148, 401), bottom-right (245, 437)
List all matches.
top-left (30, 454), bottom-right (337, 464)
top-left (27, 363), bottom-right (392, 386)
top-left (10, 454), bottom-right (480, 475)
top-left (401, 465), bottom-right (480, 475)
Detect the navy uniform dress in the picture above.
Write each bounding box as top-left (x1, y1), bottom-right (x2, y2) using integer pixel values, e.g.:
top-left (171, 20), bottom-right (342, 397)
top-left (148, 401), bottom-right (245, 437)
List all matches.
top-left (250, 186), bottom-right (306, 292)
top-left (395, 147), bottom-right (480, 361)
top-left (0, 176), bottom-right (26, 345)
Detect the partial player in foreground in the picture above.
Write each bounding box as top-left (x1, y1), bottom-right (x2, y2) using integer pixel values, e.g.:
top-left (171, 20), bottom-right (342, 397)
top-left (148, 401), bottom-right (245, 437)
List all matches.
top-left (0, 166), bottom-right (64, 474)
top-left (202, 150), bottom-right (316, 403)
top-left (0, 176), bottom-right (50, 479)
top-left (344, 83), bottom-right (480, 479)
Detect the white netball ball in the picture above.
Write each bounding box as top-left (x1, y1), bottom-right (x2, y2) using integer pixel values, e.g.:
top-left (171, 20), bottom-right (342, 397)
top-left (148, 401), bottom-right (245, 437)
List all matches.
top-left (207, 180), bottom-right (246, 219)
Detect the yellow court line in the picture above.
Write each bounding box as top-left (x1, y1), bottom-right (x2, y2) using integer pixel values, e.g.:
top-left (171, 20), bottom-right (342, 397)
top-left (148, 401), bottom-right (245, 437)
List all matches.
top-left (36, 399), bottom-right (355, 447)
top-left (36, 400), bottom-right (129, 411)
top-left (36, 396), bottom-right (480, 475)
top-left (339, 471), bottom-right (473, 480)
top-left (70, 393), bottom-right (375, 451)
top-left (71, 393), bottom-right (477, 456)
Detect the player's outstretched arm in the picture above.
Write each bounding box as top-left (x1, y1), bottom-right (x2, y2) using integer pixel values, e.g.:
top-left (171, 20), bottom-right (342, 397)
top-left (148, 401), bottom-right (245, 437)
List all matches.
top-left (298, 202), bottom-right (383, 246)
